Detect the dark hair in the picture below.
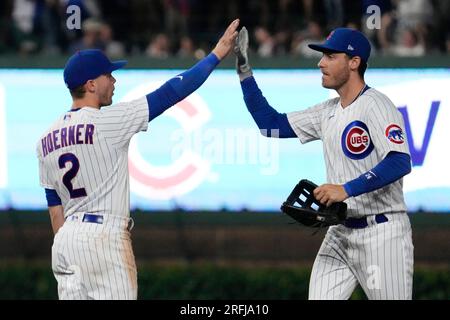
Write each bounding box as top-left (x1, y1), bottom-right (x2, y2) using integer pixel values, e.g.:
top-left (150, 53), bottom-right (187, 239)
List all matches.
top-left (346, 54), bottom-right (367, 79)
top-left (70, 84), bottom-right (86, 99)
top-left (357, 60), bottom-right (367, 79)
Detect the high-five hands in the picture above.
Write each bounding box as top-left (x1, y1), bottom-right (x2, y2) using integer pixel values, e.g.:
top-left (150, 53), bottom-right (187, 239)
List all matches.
top-left (233, 26), bottom-right (253, 81)
top-left (212, 19), bottom-right (240, 60)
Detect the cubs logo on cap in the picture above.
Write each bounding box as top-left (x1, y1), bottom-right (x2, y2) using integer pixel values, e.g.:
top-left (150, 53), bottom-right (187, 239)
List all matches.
top-left (385, 124), bottom-right (405, 144)
top-left (341, 121), bottom-right (374, 160)
top-left (309, 28), bottom-right (371, 63)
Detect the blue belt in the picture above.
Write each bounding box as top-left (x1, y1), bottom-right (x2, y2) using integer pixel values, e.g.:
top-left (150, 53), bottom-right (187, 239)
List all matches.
top-left (82, 213), bottom-right (104, 224)
top-left (344, 214), bottom-right (388, 229)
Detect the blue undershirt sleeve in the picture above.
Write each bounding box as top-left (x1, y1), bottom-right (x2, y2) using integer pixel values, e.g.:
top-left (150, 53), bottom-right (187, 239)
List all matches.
top-left (45, 188), bottom-right (62, 207)
top-left (343, 151), bottom-right (412, 197)
top-left (240, 76), bottom-right (296, 138)
top-left (146, 53), bottom-right (220, 121)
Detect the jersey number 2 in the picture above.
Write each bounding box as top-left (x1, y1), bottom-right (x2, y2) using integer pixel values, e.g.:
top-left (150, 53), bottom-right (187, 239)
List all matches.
top-left (59, 153), bottom-right (87, 199)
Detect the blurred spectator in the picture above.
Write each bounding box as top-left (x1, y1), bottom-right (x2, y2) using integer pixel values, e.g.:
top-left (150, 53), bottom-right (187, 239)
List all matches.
top-left (390, 28), bottom-right (425, 57)
top-left (68, 18), bottom-right (103, 52)
top-left (37, 0), bottom-right (67, 55)
top-left (177, 36), bottom-right (195, 58)
top-left (99, 22), bottom-right (125, 58)
top-left (66, 18), bottom-right (124, 57)
top-left (394, 0), bottom-right (433, 30)
top-left (12, 0), bottom-right (34, 36)
top-left (63, 0), bottom-right (102, 51)
top-left (273, 30), bottom-right (290, 55)
top-left (1, 0), bottom-right (448, 57)
top-left (146, 33), bottom-right (170, 59)
top-left (392, 0), bottom-right (433, 52)
top-left (254, 26), bottom-right (275, 57)
top-left (291, 20), bottom-right (325, 58)
top-left (11, 0), bottom-right (39, 54)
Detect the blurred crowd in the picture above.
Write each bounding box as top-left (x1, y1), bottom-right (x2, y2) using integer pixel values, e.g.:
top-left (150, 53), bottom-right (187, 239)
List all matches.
top-left (0, 0), bottom-right (449, 58)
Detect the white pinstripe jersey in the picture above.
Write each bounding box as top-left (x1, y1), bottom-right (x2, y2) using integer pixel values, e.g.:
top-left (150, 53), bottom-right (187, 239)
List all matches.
top-left (287, 87), bottom-right (410, 218)
top-left (36, 97), bottom-right (149, 219)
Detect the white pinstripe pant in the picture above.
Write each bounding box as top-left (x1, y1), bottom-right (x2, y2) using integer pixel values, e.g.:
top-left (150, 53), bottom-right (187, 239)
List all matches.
top-left (309, 213), bottom-right (414, 300)
top-left (51, 214), bottom-right (137, 300)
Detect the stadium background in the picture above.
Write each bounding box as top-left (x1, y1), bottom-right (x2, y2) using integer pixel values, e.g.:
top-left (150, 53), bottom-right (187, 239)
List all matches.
top-left (0, 0), bottom-right (449, 299)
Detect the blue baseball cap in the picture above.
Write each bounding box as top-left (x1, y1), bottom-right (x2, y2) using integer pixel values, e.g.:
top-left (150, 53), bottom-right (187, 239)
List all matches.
top-left (308, 28), bottom-right (371, 63)
top-left (63, 49), bottom-right (127, 90)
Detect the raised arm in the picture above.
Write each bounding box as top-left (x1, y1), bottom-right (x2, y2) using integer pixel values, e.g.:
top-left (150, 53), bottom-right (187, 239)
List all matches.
top-left (234, 27), bottom-right (296, 138)
top-left (146, 19), bottom-right (240, 121)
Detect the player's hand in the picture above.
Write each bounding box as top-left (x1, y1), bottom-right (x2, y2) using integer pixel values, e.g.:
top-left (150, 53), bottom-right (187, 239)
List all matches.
top-left (212, 19), bottom-right (240, 61)
top-left (314, 184), bottom-right (349, 207)
top-left (233, 26), bottom-right (253, 81)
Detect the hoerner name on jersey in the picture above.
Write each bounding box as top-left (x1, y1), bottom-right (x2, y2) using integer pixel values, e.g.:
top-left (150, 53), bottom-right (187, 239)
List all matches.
top-left (41, 123), bottom-right (95, 157)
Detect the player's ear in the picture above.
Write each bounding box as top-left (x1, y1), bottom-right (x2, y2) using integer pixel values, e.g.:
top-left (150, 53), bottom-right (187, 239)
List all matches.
top-left (349, 56), bottom-right (361, 72)
top-left (85, 79), bottom-right (96, 93)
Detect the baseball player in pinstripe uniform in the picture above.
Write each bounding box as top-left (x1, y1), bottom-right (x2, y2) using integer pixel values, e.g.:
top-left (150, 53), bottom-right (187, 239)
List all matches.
top-left (36, 19), bottom-right (240, 300)
top-left (234, 27), bottom-right (414, 299)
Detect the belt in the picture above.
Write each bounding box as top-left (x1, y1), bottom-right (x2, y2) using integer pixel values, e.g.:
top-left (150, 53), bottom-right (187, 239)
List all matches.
top-left (82, 213), bottom-right (104, 224)
top-left (67, 213), bottom-right (134, 231)
top-left (344, 214), bottom-right (388, 229)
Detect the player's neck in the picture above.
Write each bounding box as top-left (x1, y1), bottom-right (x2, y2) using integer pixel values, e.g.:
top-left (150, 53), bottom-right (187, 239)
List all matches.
top-left (72, 97), bottom-right (101, 110)
top-left (337, 78), bottom-right (366, 109)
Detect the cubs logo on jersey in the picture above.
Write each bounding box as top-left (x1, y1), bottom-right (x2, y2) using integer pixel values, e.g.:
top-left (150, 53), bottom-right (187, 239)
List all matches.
top-left (385, 124), bottom-right (405, 144)
top-left (341, 120), bottom-right (374, 160)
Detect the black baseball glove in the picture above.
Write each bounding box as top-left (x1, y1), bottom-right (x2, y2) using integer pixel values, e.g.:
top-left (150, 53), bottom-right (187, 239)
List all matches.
top-left (281, 179), bottom-right (347, 229)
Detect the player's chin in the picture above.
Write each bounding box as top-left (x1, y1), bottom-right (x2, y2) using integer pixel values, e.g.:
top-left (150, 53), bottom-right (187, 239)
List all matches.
top-left (321, 77), bottom-right (337, 90)
top-left (321, 80), bottom-right (333, 89)
top-left (101, 97), bottom-right (113, 107)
